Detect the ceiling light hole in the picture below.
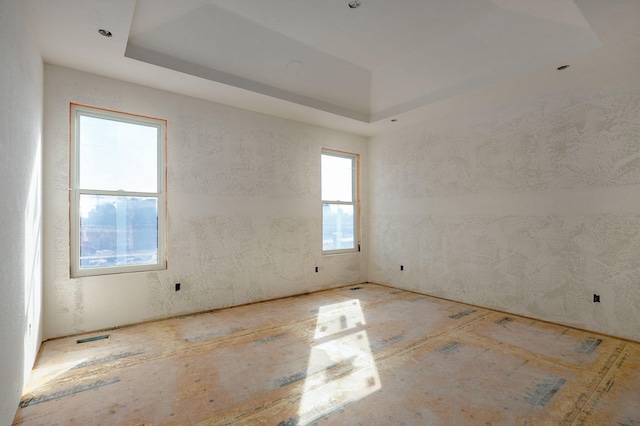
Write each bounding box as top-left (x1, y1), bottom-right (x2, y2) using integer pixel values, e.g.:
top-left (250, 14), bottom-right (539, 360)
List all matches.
top-left (348, 0), bottom-right (361, 9)
top-left (98, 29), bottom-right (113, 38)
top-left (557, 65), bottom-right (570, 70)
top-left (285, 60), bottom-right (304, 77)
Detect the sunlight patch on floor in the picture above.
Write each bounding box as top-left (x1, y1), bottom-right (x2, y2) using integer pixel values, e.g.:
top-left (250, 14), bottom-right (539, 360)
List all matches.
top-left (23, 357), bottom-right (87, 397)
top-left (298, 299), bottom-right (381, 423)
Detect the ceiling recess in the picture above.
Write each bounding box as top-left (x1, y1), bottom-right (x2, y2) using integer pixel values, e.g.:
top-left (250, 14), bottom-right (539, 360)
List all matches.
top-left (27, 0), bottom-right (628, 136)
top-left (123, 0), bottom-right (600, 124)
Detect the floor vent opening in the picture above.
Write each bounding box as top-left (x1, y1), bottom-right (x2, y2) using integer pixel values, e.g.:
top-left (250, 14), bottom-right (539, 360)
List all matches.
top-left (77, 335), bottom-right (110, 344)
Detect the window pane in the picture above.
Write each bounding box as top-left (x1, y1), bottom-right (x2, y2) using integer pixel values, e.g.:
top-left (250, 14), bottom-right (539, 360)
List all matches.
top-left (322, 204), bottom-right (355, 251)
top-left (79, 115), bottom-right (158, 192)
top-left (322, 154), bottom-right (353, 202)
top-left (79, 194), bottom-right (158, 269)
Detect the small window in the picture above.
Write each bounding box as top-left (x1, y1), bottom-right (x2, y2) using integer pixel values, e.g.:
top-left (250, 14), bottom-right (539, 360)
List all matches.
top-left (70, 105), bottom-right (166, 277)
top-left (321, 150), bottom-right (359, 253)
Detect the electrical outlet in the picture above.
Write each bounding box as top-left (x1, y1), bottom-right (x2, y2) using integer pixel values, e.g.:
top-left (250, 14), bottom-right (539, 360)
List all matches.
top-left (175, 283), bottom-right (181, 292)
top-left (400, 265), bottom-right (404, 271)
top-left (593, 294), bottom-right (600, 303)
top-left (315, 266), bottom-right (319, 273)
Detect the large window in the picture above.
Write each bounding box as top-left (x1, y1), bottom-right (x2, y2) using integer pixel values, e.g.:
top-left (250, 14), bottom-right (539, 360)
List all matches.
top-left (70, 105), bottom-right (166, 277)
top-left (321, 150), bottom-right (359, 253)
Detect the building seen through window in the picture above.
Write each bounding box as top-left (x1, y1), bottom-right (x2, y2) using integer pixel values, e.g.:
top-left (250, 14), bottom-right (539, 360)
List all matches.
top-left (321, 150), bottom-right (358, 253)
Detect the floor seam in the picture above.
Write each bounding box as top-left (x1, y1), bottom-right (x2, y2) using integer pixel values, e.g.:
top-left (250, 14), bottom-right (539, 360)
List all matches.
top-left (566, 342), bottom-right (627, 426)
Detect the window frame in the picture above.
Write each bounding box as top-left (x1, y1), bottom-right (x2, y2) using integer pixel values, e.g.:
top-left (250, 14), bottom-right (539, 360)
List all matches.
top-left (321, 149), bottom-right (360, 255)
top-left (69, 104), bottom-right (167, 277)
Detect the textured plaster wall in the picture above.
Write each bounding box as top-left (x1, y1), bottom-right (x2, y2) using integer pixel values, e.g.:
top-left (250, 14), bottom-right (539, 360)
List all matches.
top-left (0, 1), bottom-right (44, 423)
top-left (43, 65), bottom-right (367, 339)
top-left (369, 82), bottom-right (640, 342)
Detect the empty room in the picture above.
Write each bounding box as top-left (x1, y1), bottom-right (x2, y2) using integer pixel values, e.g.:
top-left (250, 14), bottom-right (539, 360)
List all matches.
top-left (2, 0), bottom-right (640, 424)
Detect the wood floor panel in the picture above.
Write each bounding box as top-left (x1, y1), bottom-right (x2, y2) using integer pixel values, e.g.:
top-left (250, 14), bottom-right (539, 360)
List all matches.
top-left (314, 292), bottom-right (490, 360)
top-left (13, 283), bottom-right (640, 425)
top-left (176, 290), bottom-right (355, 344)
top-left (241, 331), bottom-right (615, 425)
top-left (572, 343), bottom-right (640, 425)
top-left (324, 283), bottom-right (407, 306)
top-left (463, 312), bottom-right (627, 371)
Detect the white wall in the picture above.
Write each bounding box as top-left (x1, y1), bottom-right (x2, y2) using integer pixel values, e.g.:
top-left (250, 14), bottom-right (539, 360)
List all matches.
top-left (369, 0), bottom-right (640, 343)
top-left (0, 1), bottom-right (44, 423)
top-left (369, 70), bottom-right (640, 342)
top-left (43, 65), bottom-right (367, 339)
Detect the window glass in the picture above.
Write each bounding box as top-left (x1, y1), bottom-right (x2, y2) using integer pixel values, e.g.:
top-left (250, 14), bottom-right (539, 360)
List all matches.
top-left (79, 195), bottom-right (159, 268)
top-left (321, 154), bottom-right (353, 202)
top-left (78, 115), bottom-right (158, 192)
top-left (321, 151), bottom-right (358, 253)
top-left (322, 204), bottom-right (355, 251)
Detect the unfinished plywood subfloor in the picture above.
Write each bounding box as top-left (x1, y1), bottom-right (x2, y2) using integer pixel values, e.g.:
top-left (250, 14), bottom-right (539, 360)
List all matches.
top-left (13, 283), bottom-right (640, 425)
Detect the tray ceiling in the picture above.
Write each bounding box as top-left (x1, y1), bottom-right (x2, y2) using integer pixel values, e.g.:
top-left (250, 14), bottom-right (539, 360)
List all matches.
top-left (26, 0), bottom-right (639, 136)
top-left (126, 0), bottom-right (600, 122)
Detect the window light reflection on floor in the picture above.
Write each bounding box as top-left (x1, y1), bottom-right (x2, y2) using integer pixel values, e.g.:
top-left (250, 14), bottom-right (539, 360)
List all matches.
top-left (22, 357), bottom-right (88, 400)
top-left (297, 299), bottom-right (381, 423)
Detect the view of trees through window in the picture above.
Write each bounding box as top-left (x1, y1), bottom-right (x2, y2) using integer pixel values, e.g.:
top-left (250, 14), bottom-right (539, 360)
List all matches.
top-left (79, 195), bottom-right (158, 268)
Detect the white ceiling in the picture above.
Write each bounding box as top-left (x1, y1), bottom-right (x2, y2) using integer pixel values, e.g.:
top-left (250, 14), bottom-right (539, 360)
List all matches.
top-left (25, 0), bottom-right (640, 136)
